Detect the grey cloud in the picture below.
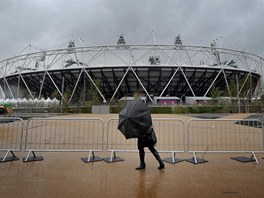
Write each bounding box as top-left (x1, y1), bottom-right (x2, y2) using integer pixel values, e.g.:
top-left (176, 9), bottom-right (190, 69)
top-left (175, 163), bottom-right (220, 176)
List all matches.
top-left (0, 0), bottom-right (264, 60)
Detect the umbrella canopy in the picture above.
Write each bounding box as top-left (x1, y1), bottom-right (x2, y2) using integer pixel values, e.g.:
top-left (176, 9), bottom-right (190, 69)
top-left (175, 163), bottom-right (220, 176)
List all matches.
top-left (118, 99), bottom-right (152, 139)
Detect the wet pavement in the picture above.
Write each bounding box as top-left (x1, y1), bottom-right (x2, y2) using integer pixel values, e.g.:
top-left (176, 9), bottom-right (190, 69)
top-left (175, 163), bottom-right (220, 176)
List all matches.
top-left (186, 113), bottom-right (229, 119)
top-left (1, 113), bottom-right (264, 198)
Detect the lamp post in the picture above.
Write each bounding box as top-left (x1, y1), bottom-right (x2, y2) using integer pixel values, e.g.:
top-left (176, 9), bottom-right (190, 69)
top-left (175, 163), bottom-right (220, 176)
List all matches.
top-left (236, 75), bottom-right (240, 113)
top-left (60, 77), bottom-right (64, 113)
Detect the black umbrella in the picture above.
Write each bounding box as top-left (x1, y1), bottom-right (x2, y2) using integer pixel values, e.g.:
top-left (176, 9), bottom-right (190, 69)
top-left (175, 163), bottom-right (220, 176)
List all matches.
top-left (118, 99), bottom-right (152, 139)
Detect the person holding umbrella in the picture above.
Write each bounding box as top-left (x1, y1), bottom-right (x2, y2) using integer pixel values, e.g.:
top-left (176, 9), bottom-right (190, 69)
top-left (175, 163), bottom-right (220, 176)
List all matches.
top-left (136, 125), bottom-right (165, 170)
top-left (118, 99), bottom-right (165, 170)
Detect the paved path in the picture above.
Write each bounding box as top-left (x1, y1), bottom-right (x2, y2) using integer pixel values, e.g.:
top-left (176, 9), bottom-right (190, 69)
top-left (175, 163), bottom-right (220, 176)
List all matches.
top-left (0, 113), bottom-right (264, 198)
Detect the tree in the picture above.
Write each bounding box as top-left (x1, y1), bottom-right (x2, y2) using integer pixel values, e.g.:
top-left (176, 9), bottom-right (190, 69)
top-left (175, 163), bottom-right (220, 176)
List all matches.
top-left (51, 90), bottom-right (60, 100)
top-left (62, 88), bottom-right (71, 108)
top-left (210, 85), bottom-right (223, 105)
top-left (87, 78), bottom-right (102, 105)
top-left (133, 91), bottom-right (143, 99)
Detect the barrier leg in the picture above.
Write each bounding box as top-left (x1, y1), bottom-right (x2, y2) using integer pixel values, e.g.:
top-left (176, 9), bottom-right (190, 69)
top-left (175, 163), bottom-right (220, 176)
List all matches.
top-left (231, 152), bottom-right (258, 163)
top-left (81, 150), bottom-right (102, 163)
top-left (23, 151), bottom-right (43, 163)
top-left (185, 152), bottom-right (208, 164)
top-left (0, 150), bottom-right (19, 163)
top-left (162, 151), bottom-right (183, 164)
top-left (103, 150), bottom-right (124, 163)
top-left (192, 152), bottom-right (198, 163)
top-left (251, 152), bottom-right (258, 164)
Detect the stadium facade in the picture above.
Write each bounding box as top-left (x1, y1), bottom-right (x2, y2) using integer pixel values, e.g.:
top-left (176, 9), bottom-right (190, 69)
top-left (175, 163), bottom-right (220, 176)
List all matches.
top-left (0, 35), bottom-right (263, 105)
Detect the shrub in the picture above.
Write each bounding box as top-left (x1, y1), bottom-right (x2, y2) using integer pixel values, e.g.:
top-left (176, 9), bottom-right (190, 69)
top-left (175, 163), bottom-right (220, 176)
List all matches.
top-left (150, 106), bottom-right (172, 114)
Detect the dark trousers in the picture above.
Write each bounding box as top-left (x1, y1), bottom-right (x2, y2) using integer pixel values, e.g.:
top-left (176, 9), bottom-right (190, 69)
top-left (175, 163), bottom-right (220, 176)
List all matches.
top-left (137, 138), bottom-right (157, 154)
top-left (136, 137), bottom-right (164, 169)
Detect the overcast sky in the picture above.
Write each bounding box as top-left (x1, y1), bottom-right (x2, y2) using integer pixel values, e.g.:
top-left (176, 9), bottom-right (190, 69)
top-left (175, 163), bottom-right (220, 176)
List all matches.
top-left (0, 0), bottom-right (264, 60)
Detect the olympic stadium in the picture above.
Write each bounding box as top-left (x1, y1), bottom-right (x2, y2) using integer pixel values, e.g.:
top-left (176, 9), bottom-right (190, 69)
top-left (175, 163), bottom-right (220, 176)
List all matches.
top-left (0, 34), bottom-right (263, 105)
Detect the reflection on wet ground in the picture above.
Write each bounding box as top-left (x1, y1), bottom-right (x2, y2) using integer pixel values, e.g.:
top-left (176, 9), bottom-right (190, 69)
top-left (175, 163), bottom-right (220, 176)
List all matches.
top-left (189, 113), bottom-right (264, 121)
top-left (189, 113), bottom-right (264, 128)
top-left (136, 170), bottom-right (165, 198)
top-left (245, 113), bottom-right (264, 122)
top-left (1, 151), bottom-right (263, 198)
top-left (187, 113), bottom-right (229, 119)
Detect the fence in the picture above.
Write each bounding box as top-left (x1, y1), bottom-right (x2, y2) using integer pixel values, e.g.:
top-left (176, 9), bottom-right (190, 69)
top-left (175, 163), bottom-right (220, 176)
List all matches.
top-left (105, 118), bottom-right (185, 163)
top-left (187, 119), bottom-right (264, 164)
top-left (0, 117), bottom-right (24, 162)
top-left (23, 117), bottom-right (104, 163)
top-left (1, 116), bottom-right (264, 164)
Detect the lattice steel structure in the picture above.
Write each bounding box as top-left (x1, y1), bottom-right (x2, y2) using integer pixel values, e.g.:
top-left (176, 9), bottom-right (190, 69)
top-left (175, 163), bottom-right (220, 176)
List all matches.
top-left (0, 35), bottom-right (263, 104)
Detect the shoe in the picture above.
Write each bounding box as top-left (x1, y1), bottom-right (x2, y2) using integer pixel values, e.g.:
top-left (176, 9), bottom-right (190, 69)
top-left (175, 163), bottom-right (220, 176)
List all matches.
top-left (153, 151), bottom-right (165, 170)
top-left (158, 163), bottom-right (165, 170)
top-left (135, 164), bottom-right (146, 170)
top-left (136, 151), bottom-right (146, 170)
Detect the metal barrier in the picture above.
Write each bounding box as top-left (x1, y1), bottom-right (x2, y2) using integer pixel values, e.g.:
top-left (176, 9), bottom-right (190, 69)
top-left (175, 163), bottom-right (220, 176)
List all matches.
top-left (2, 116), bottom-right (263, 165)
top-left (105, 118), bottom-right (185, 163)
top-left (23, 117), bottom-right (104, 163)
top-left (187, 119), bottom-right (264, 164)
top-left (0, 117), bottom-right (24, 162)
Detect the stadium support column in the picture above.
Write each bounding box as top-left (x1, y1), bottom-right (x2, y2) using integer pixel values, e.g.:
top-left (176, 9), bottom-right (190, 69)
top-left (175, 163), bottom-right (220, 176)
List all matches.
top-left (0, 86), bottom-right (5, 98)
top-left (46, 71), bottom-right (65, 102)
top-left (69, 68), bottom-right (84, 104)
top-left (130, 67), bottom-right (153, 103)
top-left (83, 69), bottom-right (107, 103)
top-left (203, 69), bottom-right (223, 97)
top-left (110, 67), bottom-right (130, 102)
top-left (4, 78), bottom-right (14, 99)
top-left (19, 74), bottom-right (34, 99)
top-left (179, 67), bottom-right (196, 97)
top-left (159, 67), bottom-right (180, 97)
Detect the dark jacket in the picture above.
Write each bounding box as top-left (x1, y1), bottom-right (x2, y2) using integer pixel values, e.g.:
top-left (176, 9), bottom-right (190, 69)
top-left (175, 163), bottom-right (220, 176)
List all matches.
top-left (138, 126), bottom-right (157, 148)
